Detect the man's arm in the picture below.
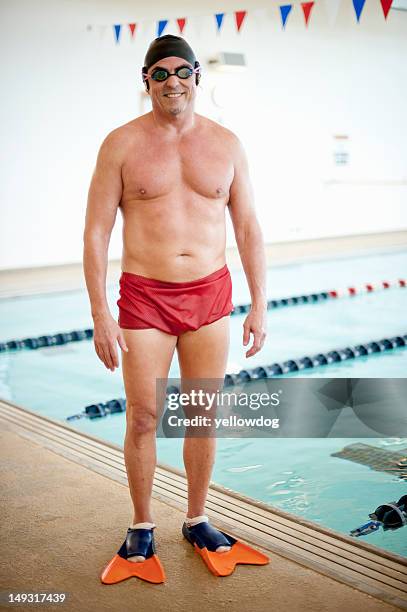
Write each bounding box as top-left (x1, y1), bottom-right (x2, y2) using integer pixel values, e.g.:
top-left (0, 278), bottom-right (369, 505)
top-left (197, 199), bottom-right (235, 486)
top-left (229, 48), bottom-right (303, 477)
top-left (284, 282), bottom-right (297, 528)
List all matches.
top-left (83, 131), bottom-right (128, 370)
top-left (228, 135), bottom-right (267, 357)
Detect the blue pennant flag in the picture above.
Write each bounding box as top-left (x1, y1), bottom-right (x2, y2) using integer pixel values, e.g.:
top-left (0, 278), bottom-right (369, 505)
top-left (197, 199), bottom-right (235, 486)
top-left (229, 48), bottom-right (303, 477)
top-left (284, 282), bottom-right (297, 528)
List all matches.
top-left (280, 4), bottom-right (292, 29)
top-left (157, 20), bottom-right (168, 37)
top-left (215, 13), bottom-right (225, 32)
top-left (113, 24), bottom-right (121, 44)
top-left (352, 0), bottom-right (366, 22)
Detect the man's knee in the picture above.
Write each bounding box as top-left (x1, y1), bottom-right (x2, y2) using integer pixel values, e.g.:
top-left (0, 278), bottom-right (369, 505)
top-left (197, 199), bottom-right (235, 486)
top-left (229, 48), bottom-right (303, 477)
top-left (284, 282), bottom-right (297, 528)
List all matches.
top-left (126, 400), bottom-right (157, 435)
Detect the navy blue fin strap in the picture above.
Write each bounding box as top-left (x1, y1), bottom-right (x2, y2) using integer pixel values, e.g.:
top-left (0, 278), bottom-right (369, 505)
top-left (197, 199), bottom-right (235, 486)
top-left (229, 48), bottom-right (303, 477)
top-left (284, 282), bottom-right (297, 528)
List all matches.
top-left (117, 528), bottom-right (155, 560)
top-left (183, 521), bottom-right (237, 551)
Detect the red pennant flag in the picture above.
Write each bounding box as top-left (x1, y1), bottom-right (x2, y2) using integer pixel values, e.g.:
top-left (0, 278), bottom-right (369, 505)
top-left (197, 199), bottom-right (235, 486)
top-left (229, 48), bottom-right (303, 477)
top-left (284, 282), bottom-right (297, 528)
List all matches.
top-left (235, 10), bottom-right (247, 32)
top-left (301, 2), bottom-right (315, 26)
top-left (177, 18), bottom-right (186, 34)
top-left (128, 23), bottom-right (136, 38)
top-left (380, 0), bottom-right (393, 19)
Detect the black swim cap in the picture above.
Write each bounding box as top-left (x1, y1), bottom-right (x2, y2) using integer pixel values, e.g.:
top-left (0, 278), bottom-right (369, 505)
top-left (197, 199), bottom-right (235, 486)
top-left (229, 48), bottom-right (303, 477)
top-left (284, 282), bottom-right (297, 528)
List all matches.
top-left (143, 34), bottom-right (197, 70)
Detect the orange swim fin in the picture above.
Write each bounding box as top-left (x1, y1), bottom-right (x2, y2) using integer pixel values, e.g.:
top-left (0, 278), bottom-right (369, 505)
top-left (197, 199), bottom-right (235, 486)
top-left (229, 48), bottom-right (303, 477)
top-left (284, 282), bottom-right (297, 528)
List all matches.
top-left (182, 520), bottom-right (270, 577)
top-left (101, 528), bottom-right (165, 585)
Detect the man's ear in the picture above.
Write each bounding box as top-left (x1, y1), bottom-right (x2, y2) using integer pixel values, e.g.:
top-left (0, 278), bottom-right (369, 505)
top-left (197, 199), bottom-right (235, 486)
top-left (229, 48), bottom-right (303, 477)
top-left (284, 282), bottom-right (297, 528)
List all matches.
top-left (142, 66), bottom-right (149, 92)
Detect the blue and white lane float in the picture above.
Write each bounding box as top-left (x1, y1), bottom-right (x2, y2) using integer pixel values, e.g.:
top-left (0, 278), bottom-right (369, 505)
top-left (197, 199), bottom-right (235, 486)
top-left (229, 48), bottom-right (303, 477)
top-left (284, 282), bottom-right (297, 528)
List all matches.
top-left (1, 278), bottom-right (405, 353)
top-left (66, 332), bottom-right (407, 421)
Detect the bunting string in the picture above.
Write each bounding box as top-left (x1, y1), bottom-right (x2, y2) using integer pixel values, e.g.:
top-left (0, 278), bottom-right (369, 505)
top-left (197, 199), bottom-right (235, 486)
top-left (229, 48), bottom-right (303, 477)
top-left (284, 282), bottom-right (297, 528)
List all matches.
top-left (94, 1), bottom-right (395, 46)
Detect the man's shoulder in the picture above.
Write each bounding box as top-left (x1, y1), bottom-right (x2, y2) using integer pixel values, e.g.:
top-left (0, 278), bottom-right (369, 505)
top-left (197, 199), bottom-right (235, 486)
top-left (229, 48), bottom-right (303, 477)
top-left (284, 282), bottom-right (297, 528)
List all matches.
top-left (98, 115), bottom-right (149, 162)
top-left (196, 114), bottom-right (239, 146)
top-left (104, 115), bottom-right (148, 146)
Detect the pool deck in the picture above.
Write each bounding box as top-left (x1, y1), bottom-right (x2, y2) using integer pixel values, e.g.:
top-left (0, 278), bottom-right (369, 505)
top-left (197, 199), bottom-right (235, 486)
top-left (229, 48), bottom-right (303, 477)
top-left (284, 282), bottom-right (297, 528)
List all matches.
top-left (1, 231), bottom-right (407, 611)
top-left (0, 230), bottom-right (406, 298)
top-left (1, 400), bottom-right (406, 612)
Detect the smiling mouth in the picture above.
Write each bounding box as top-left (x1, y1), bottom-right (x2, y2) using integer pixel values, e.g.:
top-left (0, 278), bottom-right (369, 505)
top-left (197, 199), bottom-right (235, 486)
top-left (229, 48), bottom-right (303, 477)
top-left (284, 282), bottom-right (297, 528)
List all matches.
top-left (164, 93), bottom-right (184, 98)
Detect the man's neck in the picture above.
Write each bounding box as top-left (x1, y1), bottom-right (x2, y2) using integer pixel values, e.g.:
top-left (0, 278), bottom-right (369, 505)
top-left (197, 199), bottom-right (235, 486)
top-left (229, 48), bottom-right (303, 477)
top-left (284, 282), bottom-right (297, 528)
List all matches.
top-left (150, 107), bottom-right (196, 136)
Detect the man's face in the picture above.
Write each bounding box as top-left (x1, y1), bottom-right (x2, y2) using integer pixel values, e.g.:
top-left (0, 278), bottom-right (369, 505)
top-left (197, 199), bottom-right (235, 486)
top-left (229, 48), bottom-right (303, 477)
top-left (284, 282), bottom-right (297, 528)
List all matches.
top-left (146, 56), bottom-right (196, 116)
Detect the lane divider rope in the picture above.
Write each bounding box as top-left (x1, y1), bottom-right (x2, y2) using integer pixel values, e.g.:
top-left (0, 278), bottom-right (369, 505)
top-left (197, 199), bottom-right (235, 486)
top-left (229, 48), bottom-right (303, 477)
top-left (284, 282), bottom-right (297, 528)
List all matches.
top-left (1, 279), bottom-right (405, 353)
top-left (66, 332), bottom-right (407, 421)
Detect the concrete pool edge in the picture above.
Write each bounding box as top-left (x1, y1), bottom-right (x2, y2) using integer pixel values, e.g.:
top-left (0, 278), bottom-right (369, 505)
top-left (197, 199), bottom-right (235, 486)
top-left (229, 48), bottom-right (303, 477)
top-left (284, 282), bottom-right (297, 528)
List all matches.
top-left (0, 398), bottom-right (406, 610)
top-left (1, 230), bottom-right (406, 299)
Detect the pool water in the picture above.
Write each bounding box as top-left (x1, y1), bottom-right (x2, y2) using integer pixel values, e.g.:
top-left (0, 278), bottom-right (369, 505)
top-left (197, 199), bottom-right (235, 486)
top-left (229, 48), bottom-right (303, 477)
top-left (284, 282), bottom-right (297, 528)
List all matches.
top-left (1, 249), bottom-right (406, 557)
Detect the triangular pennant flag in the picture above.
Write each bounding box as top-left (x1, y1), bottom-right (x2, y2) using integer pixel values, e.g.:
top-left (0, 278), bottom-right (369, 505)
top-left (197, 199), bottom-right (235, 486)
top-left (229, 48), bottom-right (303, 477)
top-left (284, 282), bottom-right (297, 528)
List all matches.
top-left (177, 18), bottom-right (186, 34)
top-left (301, 2), bottom-right (314, 26)
top-left (252, 8), bottom-right (267, 20)
top-left (157, 20), bottom-right (168, 37)
top-left (251, 8), bottom-right (269, 33)
top-left (352, 0), bottom-right (366, 22)
top-left (322, 0), bottom-right (341, 26)
top-left (235, 10), bottom-right (247, 32)
top-left (380, 0), bottom-right (393, 19)
top-left (98, 24), bottom-right (108, 41)
top-left (279, 5), bottom-right (292, 29)
top-left (215, 13), bottom-right (225, 32)
top-left (191, 14), bottom-right (207, 39)
top-left (128, 23), bottom-right (136, 39)
top-left (113, 24), bottom-right (121, 44)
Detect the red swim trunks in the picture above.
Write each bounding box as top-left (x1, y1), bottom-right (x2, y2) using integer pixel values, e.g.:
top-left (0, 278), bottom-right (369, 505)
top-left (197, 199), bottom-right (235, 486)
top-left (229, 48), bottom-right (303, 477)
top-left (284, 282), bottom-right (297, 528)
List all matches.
top-left (117, 264), bottom-right (234, 336)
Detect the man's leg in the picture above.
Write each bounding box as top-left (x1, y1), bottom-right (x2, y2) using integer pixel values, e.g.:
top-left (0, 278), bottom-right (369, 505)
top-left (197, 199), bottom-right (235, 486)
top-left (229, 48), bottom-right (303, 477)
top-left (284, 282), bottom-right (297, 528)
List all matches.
top-left (100, 328), bottom-right (175, 582)
top-left (121, 328), bottom-right (177, 524)
top-left (176, 316), bottom-right (230, 518)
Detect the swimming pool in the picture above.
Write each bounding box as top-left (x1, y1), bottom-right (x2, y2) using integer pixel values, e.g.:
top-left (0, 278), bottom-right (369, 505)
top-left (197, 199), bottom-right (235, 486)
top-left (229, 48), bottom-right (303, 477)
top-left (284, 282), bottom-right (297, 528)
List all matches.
top-left (1, 249), bottom-right (406, 557)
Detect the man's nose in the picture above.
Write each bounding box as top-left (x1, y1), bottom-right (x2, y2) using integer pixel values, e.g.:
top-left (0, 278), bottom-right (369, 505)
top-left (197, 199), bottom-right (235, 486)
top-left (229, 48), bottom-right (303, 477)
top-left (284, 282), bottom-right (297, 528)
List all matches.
top-left (166, 74), bottom-right (180, 86)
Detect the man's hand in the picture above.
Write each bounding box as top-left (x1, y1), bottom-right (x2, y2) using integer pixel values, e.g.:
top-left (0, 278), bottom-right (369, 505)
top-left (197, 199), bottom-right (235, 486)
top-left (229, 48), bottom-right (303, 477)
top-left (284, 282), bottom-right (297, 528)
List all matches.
top-left (93, 313), bottom-right (128, 371)
top-left (242, 306), bottom-right (267, 358)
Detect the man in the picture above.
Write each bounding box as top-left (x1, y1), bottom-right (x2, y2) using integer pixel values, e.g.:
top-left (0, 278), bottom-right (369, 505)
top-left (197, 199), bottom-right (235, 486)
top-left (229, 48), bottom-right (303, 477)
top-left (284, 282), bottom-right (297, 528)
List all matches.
top-left (83, 35), bottom-right (268, 583)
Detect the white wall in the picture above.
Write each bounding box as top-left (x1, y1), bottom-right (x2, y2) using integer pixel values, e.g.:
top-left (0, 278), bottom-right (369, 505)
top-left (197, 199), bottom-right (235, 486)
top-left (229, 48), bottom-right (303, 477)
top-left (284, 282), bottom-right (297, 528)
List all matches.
top-left (1, 0), bottom-right (406, 270)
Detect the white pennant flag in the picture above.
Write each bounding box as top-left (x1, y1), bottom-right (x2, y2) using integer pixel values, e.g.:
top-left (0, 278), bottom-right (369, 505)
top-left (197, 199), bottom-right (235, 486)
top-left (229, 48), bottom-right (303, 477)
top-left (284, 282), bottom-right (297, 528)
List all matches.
top-left (322, 0), bottom-right (342, 26)
top-left (251, 7), bottom-right (270, 35)
top-left (98, 24), bottom-right (108, 42)
top-left (190, 13), bottom-right (208, 39)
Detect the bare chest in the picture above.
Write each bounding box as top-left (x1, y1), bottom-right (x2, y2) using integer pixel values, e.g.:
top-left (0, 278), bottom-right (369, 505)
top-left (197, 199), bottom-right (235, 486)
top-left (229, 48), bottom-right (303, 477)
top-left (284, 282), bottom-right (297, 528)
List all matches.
top-left (121, 136), bottom-right (234, 202)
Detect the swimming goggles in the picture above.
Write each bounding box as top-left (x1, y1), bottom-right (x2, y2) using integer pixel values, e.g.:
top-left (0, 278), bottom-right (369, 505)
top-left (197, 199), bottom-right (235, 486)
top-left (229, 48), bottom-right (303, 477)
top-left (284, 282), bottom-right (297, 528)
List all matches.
top-left (143, 65), bottom-right (201, 82)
